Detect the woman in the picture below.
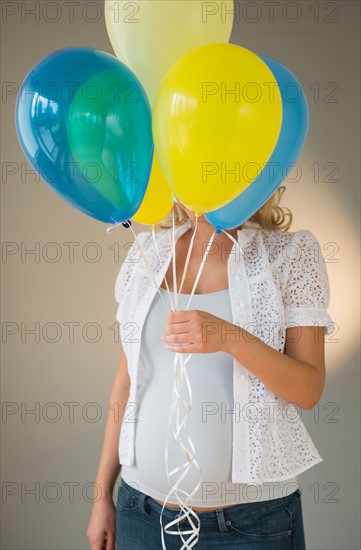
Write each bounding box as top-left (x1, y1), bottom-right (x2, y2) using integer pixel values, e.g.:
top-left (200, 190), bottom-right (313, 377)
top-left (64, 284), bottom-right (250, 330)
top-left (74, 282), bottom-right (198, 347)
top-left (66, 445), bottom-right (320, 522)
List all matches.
top-left (87, 186), bottom-right (333, 550)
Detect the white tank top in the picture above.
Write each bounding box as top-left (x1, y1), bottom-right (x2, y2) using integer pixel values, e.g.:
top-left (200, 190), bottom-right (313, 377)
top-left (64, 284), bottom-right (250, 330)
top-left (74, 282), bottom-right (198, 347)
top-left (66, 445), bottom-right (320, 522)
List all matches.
top-left (121, 287), bottom-right (299, 506)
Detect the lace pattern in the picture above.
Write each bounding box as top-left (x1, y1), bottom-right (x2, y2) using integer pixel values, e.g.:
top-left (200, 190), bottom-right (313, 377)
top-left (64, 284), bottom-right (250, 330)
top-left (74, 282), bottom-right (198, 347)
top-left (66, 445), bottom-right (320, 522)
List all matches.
top-left (114, 219), bottom-right (333, 482)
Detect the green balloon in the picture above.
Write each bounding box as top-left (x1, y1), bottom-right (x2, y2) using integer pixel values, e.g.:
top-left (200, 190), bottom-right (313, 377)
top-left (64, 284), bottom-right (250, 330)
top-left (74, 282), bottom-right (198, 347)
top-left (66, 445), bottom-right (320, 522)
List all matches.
top-left (66, 67), bottom-right (153, 211)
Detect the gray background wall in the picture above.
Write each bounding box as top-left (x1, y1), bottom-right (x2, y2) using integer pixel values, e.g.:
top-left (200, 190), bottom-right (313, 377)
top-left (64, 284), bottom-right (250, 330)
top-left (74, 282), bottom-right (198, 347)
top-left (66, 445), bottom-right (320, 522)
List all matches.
top-left (1, 1), bottom-right (360, 549)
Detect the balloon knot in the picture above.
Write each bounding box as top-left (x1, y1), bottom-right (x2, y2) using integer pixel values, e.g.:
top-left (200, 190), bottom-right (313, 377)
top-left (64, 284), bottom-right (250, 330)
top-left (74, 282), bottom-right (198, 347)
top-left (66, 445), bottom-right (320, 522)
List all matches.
top-left (215, 227), bottom-right (222, 234)
top-left (122, 220), bottom-right (132, 229)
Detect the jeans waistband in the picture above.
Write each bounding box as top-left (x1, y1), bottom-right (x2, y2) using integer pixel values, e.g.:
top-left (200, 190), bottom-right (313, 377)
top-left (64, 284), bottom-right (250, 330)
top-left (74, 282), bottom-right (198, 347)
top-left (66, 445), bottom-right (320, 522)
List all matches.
top-left (119, 478), bottom-right (301, 527)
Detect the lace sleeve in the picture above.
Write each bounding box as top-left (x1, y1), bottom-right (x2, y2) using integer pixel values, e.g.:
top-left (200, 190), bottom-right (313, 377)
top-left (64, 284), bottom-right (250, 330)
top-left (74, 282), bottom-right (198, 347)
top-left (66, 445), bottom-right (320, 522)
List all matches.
top-left (283, 229), bottom-right (334, 336)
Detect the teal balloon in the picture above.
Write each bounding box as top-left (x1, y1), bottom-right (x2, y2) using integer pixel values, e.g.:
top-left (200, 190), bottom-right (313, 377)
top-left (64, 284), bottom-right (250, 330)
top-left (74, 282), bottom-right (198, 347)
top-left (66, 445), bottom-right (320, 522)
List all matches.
top-left (204, 55), bottom-right (309, 230)
top-left (15, 47), bottom-right (153, 224)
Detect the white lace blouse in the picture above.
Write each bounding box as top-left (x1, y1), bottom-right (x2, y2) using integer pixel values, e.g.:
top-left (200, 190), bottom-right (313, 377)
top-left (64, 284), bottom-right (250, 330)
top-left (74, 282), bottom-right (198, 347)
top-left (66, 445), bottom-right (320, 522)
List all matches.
top-left (114, 217), bottom-right (334, 484)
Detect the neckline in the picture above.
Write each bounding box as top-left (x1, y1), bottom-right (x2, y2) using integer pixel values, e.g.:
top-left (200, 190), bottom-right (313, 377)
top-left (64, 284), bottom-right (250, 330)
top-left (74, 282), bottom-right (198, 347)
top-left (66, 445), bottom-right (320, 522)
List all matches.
top-left (159, 286), bottom-right (229, 296)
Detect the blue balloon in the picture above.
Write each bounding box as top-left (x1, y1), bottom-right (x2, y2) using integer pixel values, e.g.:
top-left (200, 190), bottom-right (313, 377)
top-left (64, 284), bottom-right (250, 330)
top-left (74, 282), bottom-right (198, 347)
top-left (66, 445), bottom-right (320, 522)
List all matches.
top-left (15, 47), bottom-right (153, 224)
top-left (204, 55), bottom-right (309, 230)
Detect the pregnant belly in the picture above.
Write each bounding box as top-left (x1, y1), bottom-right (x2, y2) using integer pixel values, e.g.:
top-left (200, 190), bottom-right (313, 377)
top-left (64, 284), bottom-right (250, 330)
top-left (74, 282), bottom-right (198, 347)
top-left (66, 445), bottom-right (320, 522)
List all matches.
top-left (129, 386), bottom-right (234, 508)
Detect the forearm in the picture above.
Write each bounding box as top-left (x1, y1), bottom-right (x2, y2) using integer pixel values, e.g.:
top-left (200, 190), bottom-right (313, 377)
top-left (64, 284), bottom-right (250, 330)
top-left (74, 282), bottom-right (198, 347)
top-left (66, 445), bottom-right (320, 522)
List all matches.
top-left (222, 324), bottom-right (322, 410)
top-left (94, 375), bottom-right (130, 501)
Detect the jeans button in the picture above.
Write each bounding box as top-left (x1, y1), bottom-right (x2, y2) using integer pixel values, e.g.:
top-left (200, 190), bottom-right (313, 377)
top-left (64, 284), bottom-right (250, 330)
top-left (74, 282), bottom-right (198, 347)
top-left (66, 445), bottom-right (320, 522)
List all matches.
top-left (226, 520), bottom-right (231, 526)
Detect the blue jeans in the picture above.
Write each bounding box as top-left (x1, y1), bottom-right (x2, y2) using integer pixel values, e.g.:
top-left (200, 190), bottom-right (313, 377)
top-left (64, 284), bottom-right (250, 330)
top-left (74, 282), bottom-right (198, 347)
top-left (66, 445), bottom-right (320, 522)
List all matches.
top-left (115, 477), bottom-right (306, 549)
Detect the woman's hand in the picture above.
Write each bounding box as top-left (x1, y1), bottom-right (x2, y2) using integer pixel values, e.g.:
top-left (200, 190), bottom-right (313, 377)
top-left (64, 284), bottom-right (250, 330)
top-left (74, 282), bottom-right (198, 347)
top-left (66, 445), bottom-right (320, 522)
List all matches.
top-left (86, 495), bottom-right (116, 550)
top-left (162, 309), bottom-right (236, 354)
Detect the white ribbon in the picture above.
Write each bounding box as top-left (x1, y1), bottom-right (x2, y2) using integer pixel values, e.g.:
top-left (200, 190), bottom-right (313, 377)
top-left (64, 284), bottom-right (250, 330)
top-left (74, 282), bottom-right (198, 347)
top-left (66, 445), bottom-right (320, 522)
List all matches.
top-left (220, 228), bottom-right (244, 257)
top-left (105, 217), bottom-right (244, 548)
top-left (159, 210), bottom-right (232, 549)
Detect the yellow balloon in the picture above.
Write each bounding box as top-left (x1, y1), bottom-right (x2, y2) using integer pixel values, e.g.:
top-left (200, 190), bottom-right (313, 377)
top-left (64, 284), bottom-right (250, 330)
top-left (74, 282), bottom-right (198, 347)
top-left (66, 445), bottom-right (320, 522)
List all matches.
top-left (132, 152), bottom-right (173, 226)
top-left (104, 0), bottom-right (234, 105)
top-left (152, 43), bottom-right (283, 215)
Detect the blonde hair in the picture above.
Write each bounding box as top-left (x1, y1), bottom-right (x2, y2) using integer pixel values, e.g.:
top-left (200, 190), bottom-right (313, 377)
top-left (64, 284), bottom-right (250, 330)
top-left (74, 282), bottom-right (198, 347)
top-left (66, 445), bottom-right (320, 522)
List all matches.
top-left (158, 185), bottom-right (293, 232)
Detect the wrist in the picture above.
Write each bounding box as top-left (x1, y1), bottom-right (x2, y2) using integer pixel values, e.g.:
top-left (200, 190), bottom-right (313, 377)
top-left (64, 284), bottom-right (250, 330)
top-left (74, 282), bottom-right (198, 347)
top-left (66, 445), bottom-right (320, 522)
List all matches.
top-left (93, 490), bottom-right (114, 506)
top-left (219, 322), bottom-right (241, 355)
top-left (94, 481), bottom-right (114, 500)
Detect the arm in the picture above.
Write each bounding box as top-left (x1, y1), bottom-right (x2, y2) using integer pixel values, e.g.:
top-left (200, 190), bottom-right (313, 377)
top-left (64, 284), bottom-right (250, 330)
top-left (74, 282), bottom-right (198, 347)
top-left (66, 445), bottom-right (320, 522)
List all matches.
top-left (86, 348), bottom-right (130, 550)
top-left (94, 348), bottom-right (130, 500)
top-left (223, 324), bottom-right (326, 410)
top-left (163, 231), bottom-right (332, 410)
top-left (163, 310), bottom-right (326, 411)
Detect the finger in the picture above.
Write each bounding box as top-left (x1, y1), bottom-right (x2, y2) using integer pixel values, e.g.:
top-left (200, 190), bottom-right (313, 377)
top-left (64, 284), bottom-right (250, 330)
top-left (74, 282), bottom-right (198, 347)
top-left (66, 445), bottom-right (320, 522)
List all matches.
top-left (167, 310), bottom-right (195, 323)
top-left (163, 322), bottom-right (192, 335)
top-left (163, 331), bottom-right (197, 344)
top-left (105, 532), bottom-right (115, 550)
top-left (165, 343), bottom-right (195, 353)
top-left (89, 535), bottom-right (105, 550)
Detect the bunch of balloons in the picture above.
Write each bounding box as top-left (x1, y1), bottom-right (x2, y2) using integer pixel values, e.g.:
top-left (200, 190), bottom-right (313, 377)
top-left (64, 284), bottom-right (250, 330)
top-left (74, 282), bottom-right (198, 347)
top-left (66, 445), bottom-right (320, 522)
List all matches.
top-left (15, 1), bottom-right (309, 231)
